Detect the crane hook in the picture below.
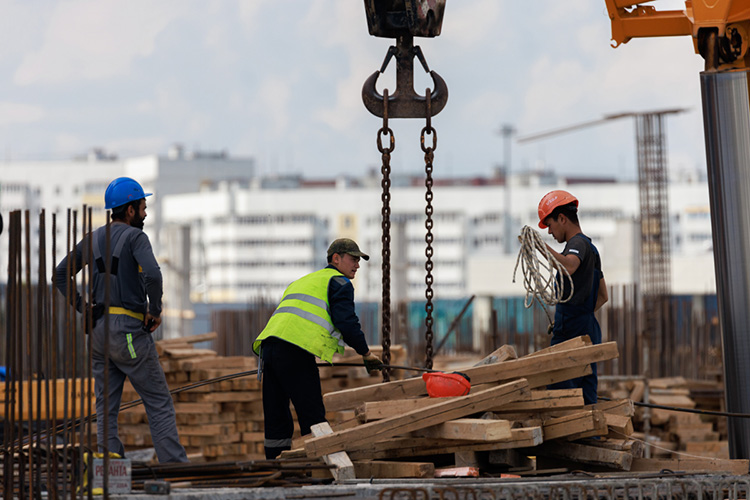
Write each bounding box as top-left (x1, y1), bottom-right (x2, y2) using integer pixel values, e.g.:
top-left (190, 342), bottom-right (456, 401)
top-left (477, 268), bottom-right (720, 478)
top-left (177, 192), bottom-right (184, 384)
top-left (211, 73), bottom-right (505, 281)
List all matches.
top-left (362, 34), bottom-right (448, 119)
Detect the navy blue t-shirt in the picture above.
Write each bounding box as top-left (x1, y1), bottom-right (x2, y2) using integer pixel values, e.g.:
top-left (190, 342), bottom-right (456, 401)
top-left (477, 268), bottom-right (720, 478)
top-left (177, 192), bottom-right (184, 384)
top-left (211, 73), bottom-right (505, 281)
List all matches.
top-left (560, 233), bottom-right (603, 307)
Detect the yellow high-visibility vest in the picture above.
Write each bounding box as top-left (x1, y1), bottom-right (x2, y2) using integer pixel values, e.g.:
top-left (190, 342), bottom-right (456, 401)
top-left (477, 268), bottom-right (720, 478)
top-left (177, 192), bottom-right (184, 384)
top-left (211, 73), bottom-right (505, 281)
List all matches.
top-left (252, 268), bottom-right (347, 363)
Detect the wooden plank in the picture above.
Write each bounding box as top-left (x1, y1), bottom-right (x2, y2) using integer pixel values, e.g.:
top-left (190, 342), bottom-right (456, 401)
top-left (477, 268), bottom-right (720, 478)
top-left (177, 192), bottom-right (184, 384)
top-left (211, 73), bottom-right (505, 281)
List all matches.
top-left (649, 394), bottom-right (695, 408)
top-left (177, 423), bottom-right (237, 436)
top-left (346, 427), bottom-right (544, 460)
top-left (172, 402), bottom-right (221, 413)
top-left (0, 378), bottom-right (94, 420)
top-left (604, 413), bottom-right (634, 437)
top-left (158, 331), bottom-right (218, 345)
top-left (491, 389), bottom-right (584, 412)
top-left (629, 380), bottom-right (645, 402)
top-left (630, 457), bottom-right (748, 474)
top-left (412, 418), bottom-right (512, 441)
top-left (306, 379), bottom-right (530, 457)
top-left (593, 438), bottom-right (644, 456)
top-left (524, 365), bottom-right (593, 390)
top-left (195, 392), bottom-right (261, 403)
top-left (589, 399), bottom-right (635, 417)
top-left (178, 356), bottom-right (257, 371)
top-left (684, 441), bottom-right (729, 458)
top-left (278, 434), bottom-right (491, 461)
top-left (310, 422), bottom-right (355, 481)
top-left (543, 410), bottom-right (607, 441)
top-left (533, 441), bottom-right (633, 470)
top-left (163, 348), bottom-right (218, 359)
top-left (649, 376), bottom-right (687, 389)
top-left (473, 344), bottom-right (518, 366)
top-left (355, 398), bottom-right (437, 423)
top-left (323, 341), bottom-right (617, 411)
top-left (353, 460), bottom-right (434, 479)
top-left (357, 388), bottom-right (585, 423)
top-left (526, 335), bottom-right (592, 356)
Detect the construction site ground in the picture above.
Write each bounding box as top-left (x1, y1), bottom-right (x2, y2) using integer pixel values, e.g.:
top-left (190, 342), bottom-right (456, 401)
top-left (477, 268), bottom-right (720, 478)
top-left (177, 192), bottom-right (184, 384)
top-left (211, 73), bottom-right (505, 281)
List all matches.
top-left (100, 474), bottom-right (750, 500)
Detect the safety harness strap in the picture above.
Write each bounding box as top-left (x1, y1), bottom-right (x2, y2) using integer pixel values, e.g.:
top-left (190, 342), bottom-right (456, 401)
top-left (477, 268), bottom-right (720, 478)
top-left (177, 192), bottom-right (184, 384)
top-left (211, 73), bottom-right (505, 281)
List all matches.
top-left (92, 225), bottom-right (138, 275)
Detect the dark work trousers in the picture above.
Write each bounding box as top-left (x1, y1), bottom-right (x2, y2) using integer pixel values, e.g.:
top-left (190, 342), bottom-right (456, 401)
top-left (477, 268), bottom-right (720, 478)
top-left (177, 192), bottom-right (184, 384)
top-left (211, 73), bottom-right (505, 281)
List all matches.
top-left (548, 312), bottom-right (602, 405)
top-left (92, 314), bottom-right (188, 463)
top-left (261, 337), bottom-right (327, 459)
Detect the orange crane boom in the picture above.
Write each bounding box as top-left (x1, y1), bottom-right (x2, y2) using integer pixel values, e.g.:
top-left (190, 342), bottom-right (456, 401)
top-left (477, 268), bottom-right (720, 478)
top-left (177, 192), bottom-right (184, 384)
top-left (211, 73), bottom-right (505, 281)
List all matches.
top-left (606, 0), bottom-right (750, 69)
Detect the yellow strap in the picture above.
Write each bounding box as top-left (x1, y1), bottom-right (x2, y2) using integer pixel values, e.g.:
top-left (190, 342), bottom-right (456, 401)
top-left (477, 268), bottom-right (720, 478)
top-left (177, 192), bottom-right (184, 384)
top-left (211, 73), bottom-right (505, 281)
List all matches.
top-left (109, 307), bottom-right (144, 322)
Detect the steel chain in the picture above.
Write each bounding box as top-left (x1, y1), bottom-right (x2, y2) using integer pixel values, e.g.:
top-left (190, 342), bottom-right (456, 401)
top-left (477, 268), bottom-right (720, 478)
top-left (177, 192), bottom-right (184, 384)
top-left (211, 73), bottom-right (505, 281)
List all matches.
top-left (422, 91), bottom-right (436, 369)
top-left (378, 89), bottom-right (394, 382)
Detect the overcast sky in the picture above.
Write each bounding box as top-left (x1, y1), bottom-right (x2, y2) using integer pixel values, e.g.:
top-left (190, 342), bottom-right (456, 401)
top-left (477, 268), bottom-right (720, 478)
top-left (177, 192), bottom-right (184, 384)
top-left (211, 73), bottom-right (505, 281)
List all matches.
top-left (0, 1), bottom-right (706, 181)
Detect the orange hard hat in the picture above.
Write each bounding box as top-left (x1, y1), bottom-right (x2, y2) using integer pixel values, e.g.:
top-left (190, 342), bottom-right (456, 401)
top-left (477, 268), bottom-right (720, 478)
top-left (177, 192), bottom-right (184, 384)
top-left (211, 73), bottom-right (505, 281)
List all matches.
top-left (422, 372), bottom-right (471, 398)
top-left (538, 190), bottom-right (578, 229)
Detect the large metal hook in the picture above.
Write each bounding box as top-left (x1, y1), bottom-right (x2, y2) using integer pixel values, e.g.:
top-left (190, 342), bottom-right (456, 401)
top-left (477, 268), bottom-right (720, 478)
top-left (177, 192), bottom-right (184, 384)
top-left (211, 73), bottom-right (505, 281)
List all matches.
top-left (362, 34), bottom-right (448, 119)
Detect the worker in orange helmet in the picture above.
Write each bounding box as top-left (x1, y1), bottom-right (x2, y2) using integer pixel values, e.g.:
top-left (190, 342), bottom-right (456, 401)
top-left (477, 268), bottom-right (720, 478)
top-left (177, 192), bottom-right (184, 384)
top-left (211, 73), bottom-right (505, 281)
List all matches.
top-left (537, 190), bottom-right (608, 404)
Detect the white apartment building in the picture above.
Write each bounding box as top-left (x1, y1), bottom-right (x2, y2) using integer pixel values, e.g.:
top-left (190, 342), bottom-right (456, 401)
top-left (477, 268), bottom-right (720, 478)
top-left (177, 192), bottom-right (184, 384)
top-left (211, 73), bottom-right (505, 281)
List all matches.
top-left (161, 173), bottom-right (716, 304)
top-left (0, 147), bottom-right (256, 285)
top-left (0, 147), bottom-right (717, 324)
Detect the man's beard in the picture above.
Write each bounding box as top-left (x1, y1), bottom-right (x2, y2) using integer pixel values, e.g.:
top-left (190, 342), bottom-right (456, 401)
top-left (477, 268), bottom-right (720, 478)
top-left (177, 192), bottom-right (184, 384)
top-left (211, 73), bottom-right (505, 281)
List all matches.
top-left (131, 214), bottom-right (145, 230)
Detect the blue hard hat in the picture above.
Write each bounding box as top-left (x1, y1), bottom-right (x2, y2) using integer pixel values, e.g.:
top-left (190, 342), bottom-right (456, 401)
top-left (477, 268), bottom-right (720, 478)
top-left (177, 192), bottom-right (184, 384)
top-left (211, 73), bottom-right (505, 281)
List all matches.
top-left (104, 177), bottom-right (152, 210)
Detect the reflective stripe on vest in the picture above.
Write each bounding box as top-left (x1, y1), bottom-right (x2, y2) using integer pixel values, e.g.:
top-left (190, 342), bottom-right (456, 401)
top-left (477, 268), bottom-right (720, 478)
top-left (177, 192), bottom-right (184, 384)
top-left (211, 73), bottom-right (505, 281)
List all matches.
top-left (253, 268), bottom-right (347, 363)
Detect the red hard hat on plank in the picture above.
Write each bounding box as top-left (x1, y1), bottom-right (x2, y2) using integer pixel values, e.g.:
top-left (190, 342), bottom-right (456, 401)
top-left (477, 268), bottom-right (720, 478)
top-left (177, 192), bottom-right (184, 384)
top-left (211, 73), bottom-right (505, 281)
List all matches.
top-left (423, 371), bottom-right (471, 398)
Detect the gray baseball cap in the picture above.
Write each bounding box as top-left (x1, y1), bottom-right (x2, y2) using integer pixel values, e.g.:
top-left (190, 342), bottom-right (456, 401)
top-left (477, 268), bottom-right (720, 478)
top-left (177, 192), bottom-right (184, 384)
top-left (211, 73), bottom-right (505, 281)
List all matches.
top-left (327, 238), bottom-right (370, 261)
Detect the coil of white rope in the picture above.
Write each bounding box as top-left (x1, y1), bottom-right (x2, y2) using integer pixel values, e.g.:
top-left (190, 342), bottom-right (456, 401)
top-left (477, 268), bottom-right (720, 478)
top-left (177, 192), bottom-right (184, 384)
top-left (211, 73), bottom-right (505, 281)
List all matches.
top-left (512, 225), bottom-right (575, 326)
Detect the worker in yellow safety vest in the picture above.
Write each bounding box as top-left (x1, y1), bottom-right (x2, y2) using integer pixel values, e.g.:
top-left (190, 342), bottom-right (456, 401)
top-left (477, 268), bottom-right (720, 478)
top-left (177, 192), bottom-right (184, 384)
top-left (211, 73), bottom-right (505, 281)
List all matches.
top-left (253, 238), bottom-right (383, 459)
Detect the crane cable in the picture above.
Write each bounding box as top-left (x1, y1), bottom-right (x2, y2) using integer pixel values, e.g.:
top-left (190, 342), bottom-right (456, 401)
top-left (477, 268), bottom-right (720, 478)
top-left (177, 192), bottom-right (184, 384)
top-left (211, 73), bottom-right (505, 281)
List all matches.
top-left (513, 225), bottom-right (575, 328)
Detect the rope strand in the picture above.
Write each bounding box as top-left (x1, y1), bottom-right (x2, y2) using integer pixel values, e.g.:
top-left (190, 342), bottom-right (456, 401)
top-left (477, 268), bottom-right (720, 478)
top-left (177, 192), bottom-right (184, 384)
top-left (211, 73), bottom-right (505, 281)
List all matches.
top-left (513, 225), bottom-right (575, 325)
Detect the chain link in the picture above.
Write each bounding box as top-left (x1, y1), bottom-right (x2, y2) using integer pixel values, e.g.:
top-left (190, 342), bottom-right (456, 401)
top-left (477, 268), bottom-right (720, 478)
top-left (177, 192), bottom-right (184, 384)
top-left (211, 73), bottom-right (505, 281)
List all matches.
top-left (378, 89), bottom-right (394, 382)
top-left (422, 91), bottom-right (436, 369)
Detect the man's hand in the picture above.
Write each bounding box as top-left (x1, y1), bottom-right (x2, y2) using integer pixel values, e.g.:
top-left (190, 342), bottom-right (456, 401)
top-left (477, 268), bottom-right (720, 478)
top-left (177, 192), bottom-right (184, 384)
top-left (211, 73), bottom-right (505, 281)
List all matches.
top-left (144, 313), bottom-right (162, 333)
top-left (362, 352), bottom-right (383, 374)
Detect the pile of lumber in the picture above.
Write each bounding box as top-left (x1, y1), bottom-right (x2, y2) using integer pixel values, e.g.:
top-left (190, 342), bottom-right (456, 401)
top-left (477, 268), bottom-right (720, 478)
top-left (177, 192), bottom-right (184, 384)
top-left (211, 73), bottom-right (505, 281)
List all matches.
top-left (115, 332), bottom-right (747, 477)
top-left (281, 336), bottom-right (747, 479)
top-left (118, 333), bottom-right (403, 462)
top-left (600, 375), bottom-right (729, 459)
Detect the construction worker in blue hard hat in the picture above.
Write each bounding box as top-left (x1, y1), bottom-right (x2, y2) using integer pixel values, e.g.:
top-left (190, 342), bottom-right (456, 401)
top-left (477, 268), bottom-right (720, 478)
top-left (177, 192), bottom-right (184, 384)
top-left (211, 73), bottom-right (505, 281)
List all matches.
top-left (55, 177), bottom-right (188, 463)
top-left (253, 238), bottom-right (383, 459)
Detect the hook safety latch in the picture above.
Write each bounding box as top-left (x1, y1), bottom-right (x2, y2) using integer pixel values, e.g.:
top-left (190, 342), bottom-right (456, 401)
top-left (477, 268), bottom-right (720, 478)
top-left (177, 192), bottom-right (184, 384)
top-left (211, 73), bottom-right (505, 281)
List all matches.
top-left (362, 34), bottom-right (448, 119)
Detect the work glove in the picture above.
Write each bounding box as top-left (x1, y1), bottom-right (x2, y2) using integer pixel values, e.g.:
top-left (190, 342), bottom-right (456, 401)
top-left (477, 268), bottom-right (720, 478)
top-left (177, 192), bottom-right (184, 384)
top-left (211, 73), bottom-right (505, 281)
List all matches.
top-left (362, 353), bottom-right (384, 374)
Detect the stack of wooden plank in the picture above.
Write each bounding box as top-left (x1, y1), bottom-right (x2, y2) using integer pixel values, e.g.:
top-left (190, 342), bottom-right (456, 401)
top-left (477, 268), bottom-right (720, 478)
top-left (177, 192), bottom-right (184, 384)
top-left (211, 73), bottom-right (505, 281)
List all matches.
top-left (600, 376), bottom-right (729, 459)
top-left (281, 337), bottom-right (632, 473)
top-left (280, 336), bottom-right (747, 479)
top-left (115, 332), bottom-right (748, 477)
top-left (117, 333), bottom-right (400, 462)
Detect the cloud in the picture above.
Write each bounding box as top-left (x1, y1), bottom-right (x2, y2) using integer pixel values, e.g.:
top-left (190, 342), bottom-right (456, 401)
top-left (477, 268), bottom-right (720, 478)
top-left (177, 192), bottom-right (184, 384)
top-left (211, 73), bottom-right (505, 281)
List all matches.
top-left (0, 102), bottom-right (45, 125)
top-left (253, 76), bottom-right (292, 138)
top-left (14, 0), bottom-right (181, 86)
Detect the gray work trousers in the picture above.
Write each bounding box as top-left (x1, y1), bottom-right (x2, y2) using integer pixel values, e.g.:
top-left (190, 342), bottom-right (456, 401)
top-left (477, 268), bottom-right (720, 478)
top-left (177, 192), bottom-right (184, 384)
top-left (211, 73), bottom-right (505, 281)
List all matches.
top-left (92, 314), bottom-right (188, 463)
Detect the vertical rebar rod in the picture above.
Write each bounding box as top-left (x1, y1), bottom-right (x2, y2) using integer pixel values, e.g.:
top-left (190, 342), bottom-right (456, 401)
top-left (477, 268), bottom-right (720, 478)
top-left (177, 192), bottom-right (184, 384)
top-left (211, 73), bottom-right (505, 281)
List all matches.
top-left (37, 210), bottom-right (47, 498)
top-left (18, 211), bottom-right (27, 500)
top-left (86, 207), bottom-right (94, 500)
top-left (63, 208), bottom-right (72, 500)
top-left (70, 209), bottom-right (80, 498)
top-left (3, 212), bottom-right (19, 499)
top-left (50, 213), bottom-right (59, 500)
top-left (78, 207), bottom-right (87, 500)
top-left (103, 215), bottom-right (111, 499)
top-left (25, 210), bottom-right (36, 500)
